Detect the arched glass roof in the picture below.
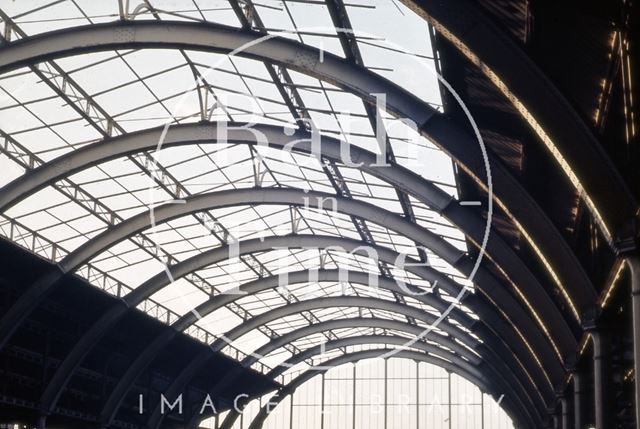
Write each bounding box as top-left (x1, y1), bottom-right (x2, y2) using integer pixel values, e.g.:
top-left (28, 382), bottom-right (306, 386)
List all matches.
top-left (0, 1), bottom-right (527, 428)
top-left (215, 358), bottom-right (514, 429)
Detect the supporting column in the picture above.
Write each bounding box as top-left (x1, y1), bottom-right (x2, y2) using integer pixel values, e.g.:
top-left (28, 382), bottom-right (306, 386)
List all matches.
top-left (627, 253), bottom-right (640, 429)
top-left (572, 372), bottom-right (584, 429)
top-left (560, 396), bottom-right (569, 429)
top-left (546, 407), bottom-right (556, 429)
top-left (590, 330), bottom-right (611, 429)
top-left (616, 219), bottom-right (639, 429)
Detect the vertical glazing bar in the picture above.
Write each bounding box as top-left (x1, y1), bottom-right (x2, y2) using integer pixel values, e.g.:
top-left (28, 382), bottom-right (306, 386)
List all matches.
top-left (352, 364), bottom-right (357, 429)
top-left (448, 372), bottom-right (452, 429)
top-left (416, 361), bottom-right (419, 429)
top-left (321, 372), bottom-right (325, 429)
top-left (384, 358), bottom-right (388, 429)
top-left (289, 388), bottom-right (293, 429)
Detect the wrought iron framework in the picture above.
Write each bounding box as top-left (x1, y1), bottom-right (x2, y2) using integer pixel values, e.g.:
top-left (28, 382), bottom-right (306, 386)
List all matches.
top-left (0, 1), bottom-right (635, 428)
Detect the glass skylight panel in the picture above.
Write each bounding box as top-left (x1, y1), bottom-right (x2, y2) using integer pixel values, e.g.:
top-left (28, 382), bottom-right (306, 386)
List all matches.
top-left (0, 72), bottom-right (55, 113)
top-left (204, 259), bottom-right (258, 285)
top-left (196, 0), bottom-right (243, 26)
top-left (195, 262), bottom-right (259, 291)
top-left (9, 1), bottom-right (86, 35)
top-left (276, 1), bottom-right (343, 55)
top-left (291, 332), bottom-right (331, 349)
top-left (0, 153), bottom-right (24, 186)
top-left (313, 305), bottom-right (360, 321)
top-left (0, 103), bottom-right (44, 134)
top-left (197, 304), bottom-right (243, 335)
top-left (266, 313), bottom-right (308, 333)
top-left (72, 57), bottom-right (138, 96)
top-left (254, 248), bottom-right (312, 271)
top-left (245, 289), bottom-right (290, 307)
top-left (346, 1), bottom-right (441, 106)
top-left (228, 328), bottom-right (271, 354)
top-left (96, 81), bottom-right (162, 120)
top-left (89, 239), bottom-right (144, 274)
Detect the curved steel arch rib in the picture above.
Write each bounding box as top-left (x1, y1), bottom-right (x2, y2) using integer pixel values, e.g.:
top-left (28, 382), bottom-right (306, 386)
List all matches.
top-left (0, 121), bottom-right (576, 364)
top-left (223, 318), bottom-right (484, 381)
top-left (96, 235), bottom-right (550, 427)
top-left (0, 121), bottom-right (576, 350)
top-left (149, 299), bottom-right (537, 429)
top-left (0, 187), bottom-right (562, 425)
top-left (399, 0), bottom-right (637, 243)
top-left (40, 267), bottom-right (478, 420)
top-left (0, 19), bottom-right (596, 320)
top-left (0, 187), bottom-right (565, 384)
top-left (223, 349), bottom-right (531, 429)
top-left (213, 297), bottom-right (473, 355)
top-left (197, 317), bottom-right (544, 427)
top-left (265, 337), bottom-right (538, 428)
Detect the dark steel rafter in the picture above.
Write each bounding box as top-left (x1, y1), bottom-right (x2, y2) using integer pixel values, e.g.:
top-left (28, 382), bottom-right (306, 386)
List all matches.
top-left (40, 267), bottom-right (469, 424)
top-left (0, 1), bottom-right (624, 424)
top-left (324, 0), bottom-right (429, 266)
top-left (237, 317), bottom-right (484, 372)
top-left (0, 15), bottom-right (604, 416)
top-left (0, 122), bottom-right (565, 404)
top-left (174, 275), bottom-right (544, 423)
top-left (113, 3), bottom-right (333, 349)
top-left (0, 20), bottom-right (587, 352)
top-left (223, 0), bottom-right (414, 324)
top-left (161, 271), bottom-right (543, 426)
top-left (0, 120), bottom-right (573, 377)
top-left (0, 10), bottom-right (307, 362)
top-left (224, 0), bottom-right (378, 334)
top-left (94, 233), bottom-right (548, 427)
top-left (198, 337), bottom-right (530, 429)
top-left (321, 0), bottom-right (425, 319)
top-left (0, 131), bottom-right (263, 368)
top-left (0, 119), bottom-right (556, 422)
top-left (0, 183), bottom-right (557, 418)
top-left (43, 185), bottom-right (557, 393)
